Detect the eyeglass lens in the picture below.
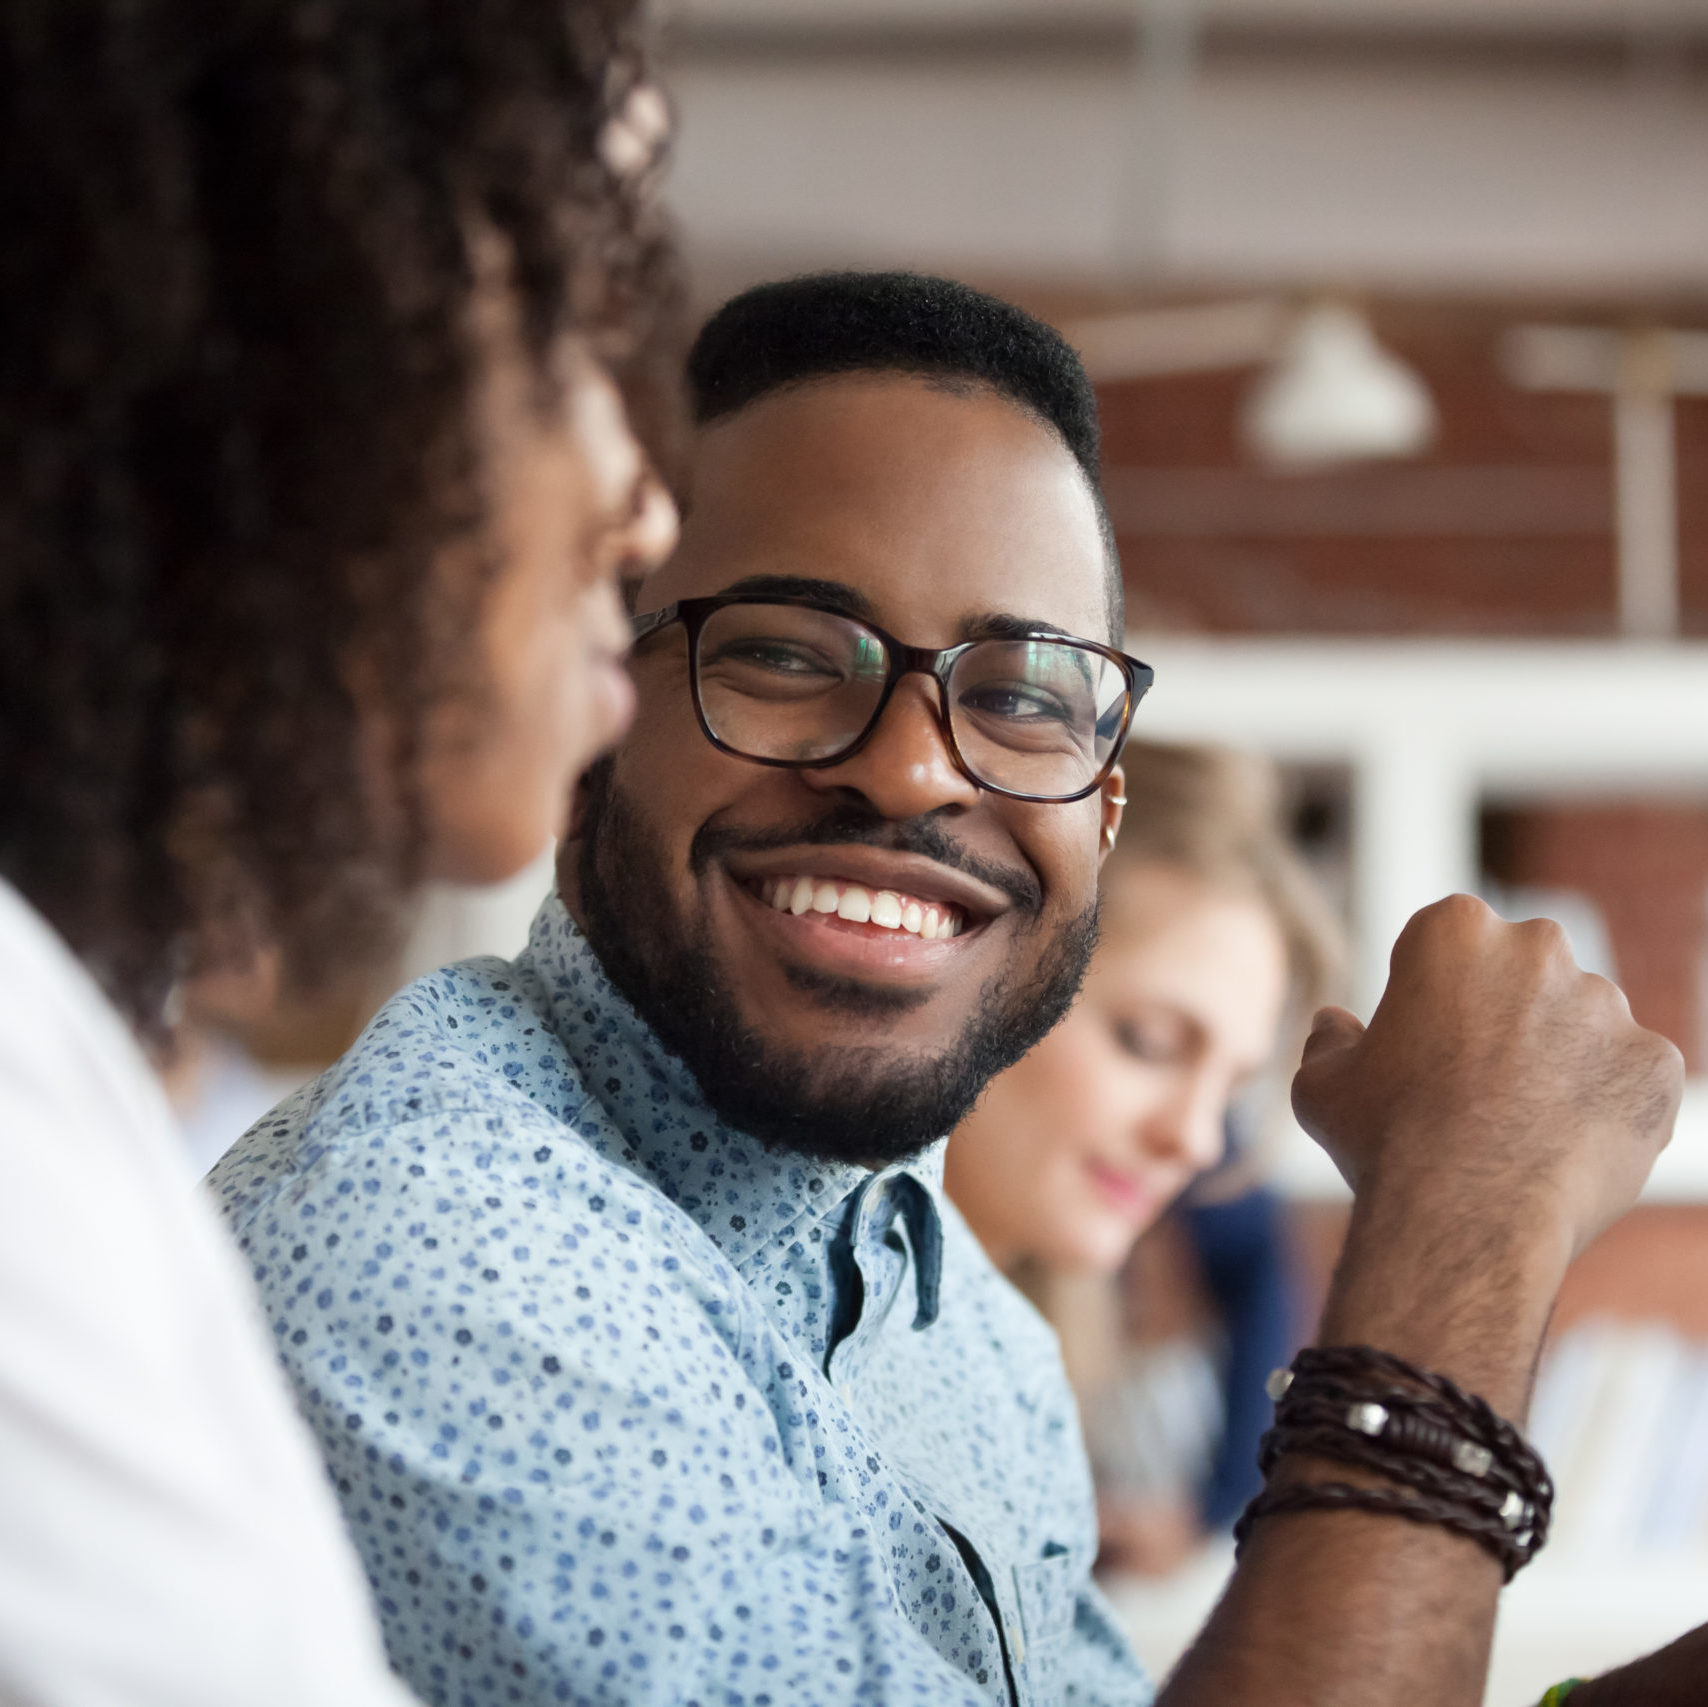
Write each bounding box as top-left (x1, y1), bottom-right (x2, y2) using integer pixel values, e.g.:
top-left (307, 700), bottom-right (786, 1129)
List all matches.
top-left (693, 602), bottom-right (1128, 799)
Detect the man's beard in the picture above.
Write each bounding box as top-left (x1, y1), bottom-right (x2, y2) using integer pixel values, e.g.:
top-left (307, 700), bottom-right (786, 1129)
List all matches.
top-left (572, 760), bottom-right (1099, 1167)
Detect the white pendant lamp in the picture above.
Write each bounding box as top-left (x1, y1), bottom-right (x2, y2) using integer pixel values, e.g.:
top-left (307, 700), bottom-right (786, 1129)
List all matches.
top-left (1242, 302), bottom-right (1437, 468)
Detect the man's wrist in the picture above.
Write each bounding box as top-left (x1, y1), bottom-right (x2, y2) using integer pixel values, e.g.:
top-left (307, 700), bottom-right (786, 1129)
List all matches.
top-left (1317, 1174), bottom-right (1572, 1418)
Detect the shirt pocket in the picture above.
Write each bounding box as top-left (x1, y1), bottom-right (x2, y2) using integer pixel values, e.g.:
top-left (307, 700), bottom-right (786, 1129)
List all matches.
top-left (1012, 1542), bottom-right (1078, 1696)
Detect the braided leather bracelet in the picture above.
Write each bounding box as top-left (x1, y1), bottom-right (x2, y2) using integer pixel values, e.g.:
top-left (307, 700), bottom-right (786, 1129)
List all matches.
top-left (1290, 1347), bottom-right (1552, 1496)
top-left (1235, 1346), bottom-right (1555, 1581)
top-left (1259, 1389), bottom-right (1542, 1540)
top-left (1235, 1478), bottom-right (1539, 1577)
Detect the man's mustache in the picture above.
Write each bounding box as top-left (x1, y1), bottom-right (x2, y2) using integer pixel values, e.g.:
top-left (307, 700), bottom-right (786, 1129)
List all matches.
top-left (689, 803), bottom-right (1044, 917)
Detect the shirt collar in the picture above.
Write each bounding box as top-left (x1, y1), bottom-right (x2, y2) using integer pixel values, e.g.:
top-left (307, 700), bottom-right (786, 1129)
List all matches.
top-left (520, 892), bottom-right (946, 1312)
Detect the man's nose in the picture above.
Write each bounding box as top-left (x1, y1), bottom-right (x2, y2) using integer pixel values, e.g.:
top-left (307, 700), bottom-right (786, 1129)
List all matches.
top-left (801, 673), bottom-right (981, 819)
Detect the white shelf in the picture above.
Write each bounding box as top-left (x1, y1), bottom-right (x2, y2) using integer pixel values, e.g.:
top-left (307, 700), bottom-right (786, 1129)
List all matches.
top-left (1267, 1079), bottom-right (1708, 1203)
top-left (1130, 637), bottom-right (1708, 1013)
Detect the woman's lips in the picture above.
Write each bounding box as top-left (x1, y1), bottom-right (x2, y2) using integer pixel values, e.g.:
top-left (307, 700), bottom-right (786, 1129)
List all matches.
top-left (1084, 1159), bottom-right (1162, 1226)
top-left (587, 652), bottom-right (635, 749)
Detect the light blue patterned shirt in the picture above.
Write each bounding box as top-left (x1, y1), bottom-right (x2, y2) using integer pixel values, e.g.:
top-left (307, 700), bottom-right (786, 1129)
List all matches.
top-left (210, 896), bottom-right (1149, 1706)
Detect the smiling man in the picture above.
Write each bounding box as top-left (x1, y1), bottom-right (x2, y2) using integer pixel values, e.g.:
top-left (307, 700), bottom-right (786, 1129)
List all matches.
top-left (213, 273), bottom-right (1680, 1707)
top-left (572, 293), bottom-right (1137, 1170)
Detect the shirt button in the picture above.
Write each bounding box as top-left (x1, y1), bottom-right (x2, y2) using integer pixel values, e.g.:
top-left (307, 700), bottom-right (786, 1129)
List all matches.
top-left (1013, 1632), bottom-right (1027, 1666)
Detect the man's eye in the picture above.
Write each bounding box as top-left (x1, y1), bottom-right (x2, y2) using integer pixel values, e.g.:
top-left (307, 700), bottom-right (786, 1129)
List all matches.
top-left (711, 639), bottom-right (841, 677)
top-left (958, 682), bottom-right (1073, 724)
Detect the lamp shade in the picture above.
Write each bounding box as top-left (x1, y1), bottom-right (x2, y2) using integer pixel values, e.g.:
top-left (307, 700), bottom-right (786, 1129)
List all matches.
top-left (1242, 303), bottom-right (1436, 468)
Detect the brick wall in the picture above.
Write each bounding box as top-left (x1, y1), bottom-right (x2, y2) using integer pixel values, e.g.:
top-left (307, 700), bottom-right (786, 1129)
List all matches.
top-left (1095, 297), bottom-right (1708, 638)
top-left (1086, 293), bottom-right (1708, 1061)
top-left (1483, 802), bottom-right (1708, 1069)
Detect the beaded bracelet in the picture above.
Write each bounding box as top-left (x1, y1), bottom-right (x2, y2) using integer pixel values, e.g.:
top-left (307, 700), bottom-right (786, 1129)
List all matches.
top-left (1538, 1682), bottom-right (1585, 1706)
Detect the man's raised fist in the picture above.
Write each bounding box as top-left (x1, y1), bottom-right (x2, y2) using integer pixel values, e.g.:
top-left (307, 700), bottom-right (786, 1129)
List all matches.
top-left (1292, 894), bottom-right (1683, 1262)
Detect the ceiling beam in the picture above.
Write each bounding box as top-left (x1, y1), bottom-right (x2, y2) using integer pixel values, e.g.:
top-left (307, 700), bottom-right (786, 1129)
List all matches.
top-left (664, 13), bottom-right (1708, 78)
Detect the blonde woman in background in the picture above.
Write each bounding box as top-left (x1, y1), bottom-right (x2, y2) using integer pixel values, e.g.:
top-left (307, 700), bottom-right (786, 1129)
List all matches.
top-left (946, 739), bottom-right (1340, 1572)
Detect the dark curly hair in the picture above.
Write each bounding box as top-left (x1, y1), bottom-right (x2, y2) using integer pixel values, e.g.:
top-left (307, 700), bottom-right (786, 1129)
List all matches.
top-left (685, 270), bottom-right (1122, 638)
top-left (0, 0), bottom-right (678, 1035)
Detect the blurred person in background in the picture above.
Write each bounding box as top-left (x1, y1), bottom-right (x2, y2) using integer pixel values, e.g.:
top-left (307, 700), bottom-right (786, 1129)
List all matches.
top-left (947, 739), bottom-right (1338, 1575)
top-left (0, 2), bottom-right (676, 1702)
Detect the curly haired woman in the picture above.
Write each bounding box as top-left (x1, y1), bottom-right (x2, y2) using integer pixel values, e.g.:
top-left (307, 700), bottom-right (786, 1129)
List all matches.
top-left (0, 3), bottom-right (678, 1700)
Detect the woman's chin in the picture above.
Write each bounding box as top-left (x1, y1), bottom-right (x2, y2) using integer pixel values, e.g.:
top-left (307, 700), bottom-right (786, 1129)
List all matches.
top-left (1037, 1213), bottom-right (1145, 1278)
top-left (1084, 1229), bottom-right (1146, 1275)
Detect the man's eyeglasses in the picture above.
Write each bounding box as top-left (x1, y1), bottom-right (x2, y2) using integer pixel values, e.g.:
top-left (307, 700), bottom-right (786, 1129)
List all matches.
top-left (631, 595), bottom-right (1153, 805)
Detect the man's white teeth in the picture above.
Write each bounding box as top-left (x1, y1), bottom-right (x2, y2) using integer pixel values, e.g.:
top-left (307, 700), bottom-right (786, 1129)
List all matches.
top-left (761, 876), bottom-right (964, 939)
top-left (836, 888), bottom-right (871, 923)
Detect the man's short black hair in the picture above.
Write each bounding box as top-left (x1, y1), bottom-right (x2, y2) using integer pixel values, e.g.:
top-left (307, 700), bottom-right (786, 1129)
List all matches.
top-left (685, 271), bottom-right (1124, 640)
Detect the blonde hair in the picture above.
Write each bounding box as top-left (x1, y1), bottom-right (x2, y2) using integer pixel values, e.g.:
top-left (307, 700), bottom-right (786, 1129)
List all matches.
top-left (1107, 740), bottom-right (1342, 1019)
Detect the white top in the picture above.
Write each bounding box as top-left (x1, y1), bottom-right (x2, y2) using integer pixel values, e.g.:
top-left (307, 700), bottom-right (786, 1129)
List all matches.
top-left (0, 878), bottom-right (417, 1707)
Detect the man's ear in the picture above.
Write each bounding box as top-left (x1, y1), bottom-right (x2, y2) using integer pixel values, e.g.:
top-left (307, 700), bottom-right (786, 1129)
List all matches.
top-left (1097, 764), bottom-right (1127, 865)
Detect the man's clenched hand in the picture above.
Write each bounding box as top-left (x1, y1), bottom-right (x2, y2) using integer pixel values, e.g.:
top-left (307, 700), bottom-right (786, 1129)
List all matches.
top-left (1161, 897), bottom-right (1683, 1707)
top-left (1293, 893), bottom-right (1682, 1265)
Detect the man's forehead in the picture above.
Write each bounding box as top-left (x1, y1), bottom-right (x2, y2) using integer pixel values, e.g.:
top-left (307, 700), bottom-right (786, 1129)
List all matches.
top-left (640, 372), bottom-right (1111, 643)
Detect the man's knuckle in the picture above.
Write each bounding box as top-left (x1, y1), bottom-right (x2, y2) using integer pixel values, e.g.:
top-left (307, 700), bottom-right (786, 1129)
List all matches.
top-left (1614, 1033), bottom-right (1685, 1122)
top-left (1649, 1032), bottom-right (1686, 1080)
top-left (1409, 893), bottom-right (1467, 935)
top-left (1433, 892), bottom-right (1486, 928)
top-left (1580, 971), bottom-right (1632, 1018)
top-left (1516, 915), bottom-right (1570, 959)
